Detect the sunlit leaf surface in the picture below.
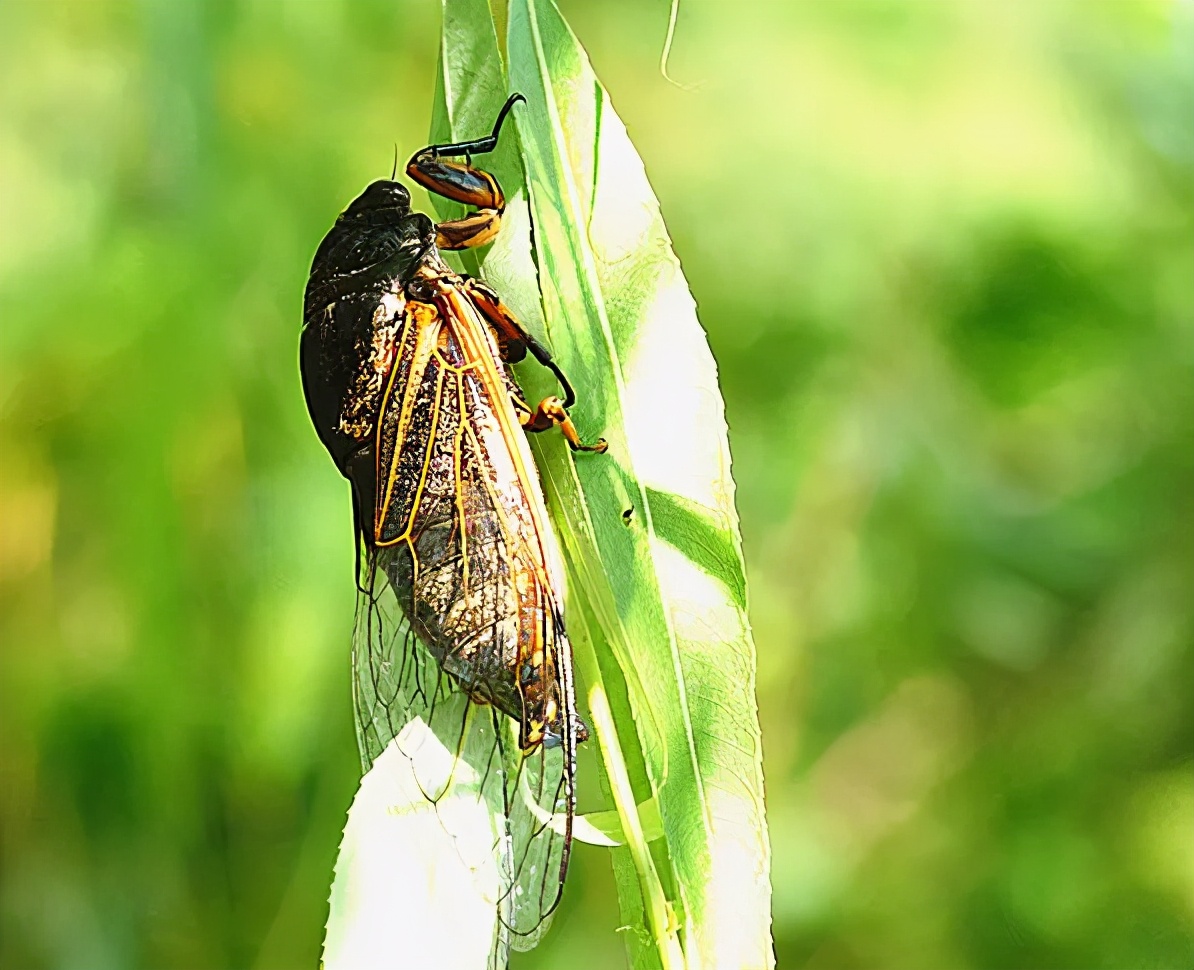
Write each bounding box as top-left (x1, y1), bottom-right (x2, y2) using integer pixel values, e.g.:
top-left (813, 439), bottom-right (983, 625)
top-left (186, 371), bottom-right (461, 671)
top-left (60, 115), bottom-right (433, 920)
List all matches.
top-left (323, 726), bottom-right (500, 970)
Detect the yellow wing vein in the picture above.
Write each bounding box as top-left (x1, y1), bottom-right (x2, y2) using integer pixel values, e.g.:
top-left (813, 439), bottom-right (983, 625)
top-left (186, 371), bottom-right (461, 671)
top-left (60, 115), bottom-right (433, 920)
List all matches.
top-left (376, 304), bottom-right (439, 540)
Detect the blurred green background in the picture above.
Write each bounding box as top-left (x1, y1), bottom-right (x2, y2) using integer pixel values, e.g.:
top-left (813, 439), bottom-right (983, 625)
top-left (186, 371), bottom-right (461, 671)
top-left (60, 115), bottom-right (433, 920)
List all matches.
top-left (1, 1), bottom-right (1191, 967)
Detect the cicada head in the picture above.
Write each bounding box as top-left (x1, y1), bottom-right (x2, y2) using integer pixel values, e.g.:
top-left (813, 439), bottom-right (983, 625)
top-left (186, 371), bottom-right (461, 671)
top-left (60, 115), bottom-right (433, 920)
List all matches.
top-left (342, 179), bottom-right (412, 217)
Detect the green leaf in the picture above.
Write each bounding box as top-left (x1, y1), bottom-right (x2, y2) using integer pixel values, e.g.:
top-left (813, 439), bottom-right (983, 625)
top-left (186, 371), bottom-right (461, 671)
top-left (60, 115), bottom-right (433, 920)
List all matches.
top-left (573, 797), bottom-right (664, 847)
top-left (323, 714), bottom-right (504, 970)
top-left (646, 487), bottom-right (749, 611)
top-left (505, 1), bottom-right (773, 967)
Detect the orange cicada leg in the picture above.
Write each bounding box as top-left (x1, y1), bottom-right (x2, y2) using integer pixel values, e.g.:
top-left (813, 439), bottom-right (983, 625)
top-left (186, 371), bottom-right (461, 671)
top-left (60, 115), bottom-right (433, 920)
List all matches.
top-left (405, 93), bottom-right (522, 251)
top-left (464, 278), bottom-right (607, 454)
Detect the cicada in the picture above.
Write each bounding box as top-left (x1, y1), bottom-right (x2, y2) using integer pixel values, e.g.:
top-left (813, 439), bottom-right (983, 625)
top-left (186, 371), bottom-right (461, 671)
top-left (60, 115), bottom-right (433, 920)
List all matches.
top-left (300, 94), bottom-right (604, 951)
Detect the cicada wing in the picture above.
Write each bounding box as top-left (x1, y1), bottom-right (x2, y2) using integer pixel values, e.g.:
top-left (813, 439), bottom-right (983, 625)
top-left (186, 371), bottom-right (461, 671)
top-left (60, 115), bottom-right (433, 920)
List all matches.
top-left (484, 604), bottom-right (577, 952)
top-left (445, 379), bottom-right (578, 948)
top-left (351, 545), bottom-right (499, 794)
top-left (350, 548), bottom-right (514, 965)
top-left (347, 295), bottom-right (580, 956)
top-left (497, 736), bottom-right (573, 950)
top-left (350, 544), bottom-right (575, 960)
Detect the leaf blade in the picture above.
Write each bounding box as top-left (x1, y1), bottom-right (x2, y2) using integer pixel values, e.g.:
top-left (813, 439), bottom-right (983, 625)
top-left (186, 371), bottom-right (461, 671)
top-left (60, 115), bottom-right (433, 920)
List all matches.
top-left (506, 1), bottom-right (773, 966)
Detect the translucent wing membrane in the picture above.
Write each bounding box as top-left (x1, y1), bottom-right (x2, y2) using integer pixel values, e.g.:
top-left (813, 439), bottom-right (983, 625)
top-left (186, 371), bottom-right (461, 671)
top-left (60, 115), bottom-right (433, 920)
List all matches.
top-left (347, 294), bottom-right (579, 955)
top-left (352, 546), bottom-right (573, 955)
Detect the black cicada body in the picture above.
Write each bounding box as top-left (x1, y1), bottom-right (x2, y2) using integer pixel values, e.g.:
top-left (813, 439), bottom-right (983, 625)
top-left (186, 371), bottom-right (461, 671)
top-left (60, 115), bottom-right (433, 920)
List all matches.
top-left (300, 95), bottom-right (604, 951)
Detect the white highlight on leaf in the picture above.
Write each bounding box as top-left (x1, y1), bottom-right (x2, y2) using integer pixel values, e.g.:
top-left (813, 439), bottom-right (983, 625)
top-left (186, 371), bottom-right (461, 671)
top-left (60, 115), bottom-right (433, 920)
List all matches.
top-left (650, 540), bottom-right (772, 970)
top-left (322, 725), bottom-right (501, 970)
top-left (621, 265), bottom-right (733, 512)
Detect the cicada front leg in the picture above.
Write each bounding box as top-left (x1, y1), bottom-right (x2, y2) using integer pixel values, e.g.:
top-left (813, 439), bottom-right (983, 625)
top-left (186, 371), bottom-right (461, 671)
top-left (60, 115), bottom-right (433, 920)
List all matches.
top-left (407, 154), bottom-right (504, 250)
top-left (405, 93), bottom-right (523, 251)
top-left (465, 278), bottom-right (608, 454)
